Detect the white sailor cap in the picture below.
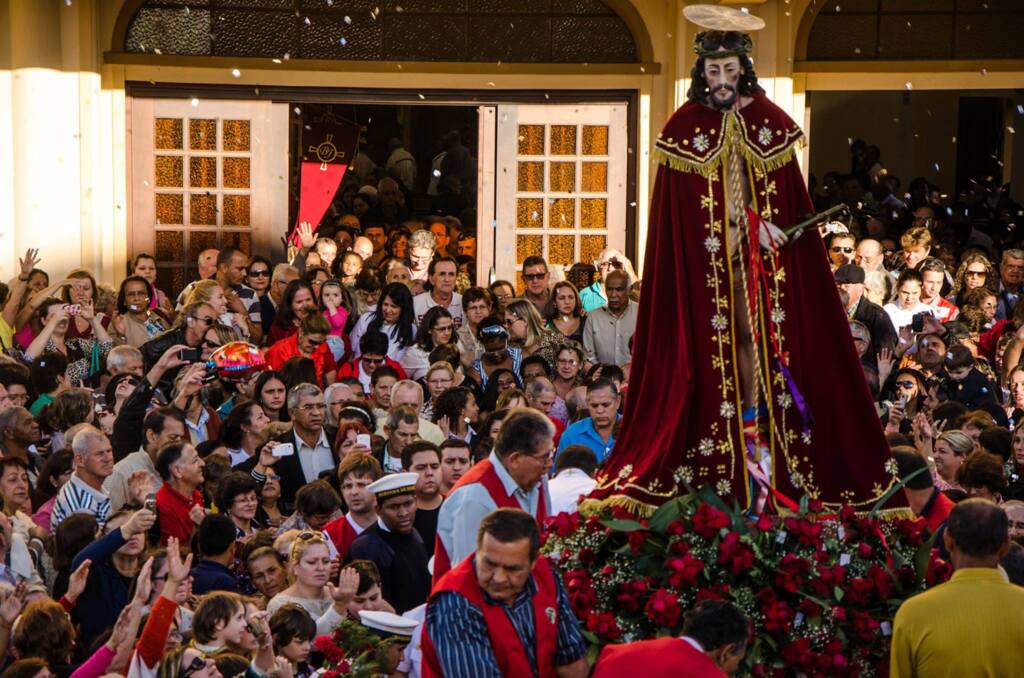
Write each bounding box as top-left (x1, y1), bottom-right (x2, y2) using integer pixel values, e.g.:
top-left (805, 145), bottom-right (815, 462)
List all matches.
top-left (358, 610), bottom-right (419, 641)
top-left (367, 472), bottom-right (419, 500)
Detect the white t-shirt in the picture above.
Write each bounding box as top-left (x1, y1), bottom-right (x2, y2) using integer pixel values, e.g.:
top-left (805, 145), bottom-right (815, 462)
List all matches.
top-left (413, 291), bottom-right (465, 329)
top-left (882, 302), bottom-right (933, 331)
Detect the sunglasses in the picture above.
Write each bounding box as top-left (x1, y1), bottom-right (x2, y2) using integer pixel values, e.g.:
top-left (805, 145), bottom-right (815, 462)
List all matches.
top-left (895, 380), bottom-right (916, 389)
top-left (480, 325), bottom-right (508, 338)
top-left (306, 337), bottom-right (326, 348)
top-left (191, 316), bottom-right (216, 326)
top-left (965, 270), bottom-right (987, 277)
top-left (203, 339), bottom-right (222, 349)
top-left (522, 272), bottom-right (546, 281)
top-left (296, 530), bottom-right (326, 543)
top-left (831, 246), bottom-right (854, 254)
top-left (361, 356), bottom-right (385, 365)
top-left (503, 316), bottom-right (521, 328)
top-left (248, 269), bottom-right (270, 278)
top-left (180, 655), bottom-right (207, 678)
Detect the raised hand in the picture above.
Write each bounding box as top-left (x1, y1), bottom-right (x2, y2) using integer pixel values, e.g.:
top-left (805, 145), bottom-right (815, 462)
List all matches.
top-left (132, 556), bottom-right (155, 607)
top-left (188, 504), bottom-right (208, 525)
top-left (127, 470), bottom-right (157, 507)
top-left (65, 558), bottom-right (92, 604)
top-left (165, 537), bottom-right (193, 583)
top-left (18, 249), bottom-right (40, 278)
top-left (297, 222), bottom-right (317, 250)
top-left (79, 299), bottom-right (96, 322)
top-left (0, 581), bottom-right (28, 628)
top-left (326, 566), bottom-right (360, 612)
top-left (123, 507), bottom-right (157, 537)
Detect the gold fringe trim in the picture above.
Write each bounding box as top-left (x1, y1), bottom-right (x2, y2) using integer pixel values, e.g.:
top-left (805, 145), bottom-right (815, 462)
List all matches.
top-left (579, 494), bottom-right (658, 518)
top-left (654, 140), bottom-right (802, 179)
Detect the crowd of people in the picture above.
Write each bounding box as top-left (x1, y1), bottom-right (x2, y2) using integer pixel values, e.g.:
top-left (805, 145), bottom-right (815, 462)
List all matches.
top-left (0, 124), bottom-right (1022, 676)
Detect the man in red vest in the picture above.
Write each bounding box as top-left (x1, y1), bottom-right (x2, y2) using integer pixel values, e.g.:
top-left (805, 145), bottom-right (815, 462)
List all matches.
top-left (433, 409), bottom-right (553, 584)
top-left (323, 452), bottom-right (382, 560)
top-left (592, 600), bottom-right (750, 677)
top-left (422, 508), bottom-right (588, 678)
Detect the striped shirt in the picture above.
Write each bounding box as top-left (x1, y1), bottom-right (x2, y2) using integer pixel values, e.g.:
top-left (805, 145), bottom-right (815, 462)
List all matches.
top-left (426, 561), bottom-right (586, 677)
top-left (51, 473), bottom-right (112, 529)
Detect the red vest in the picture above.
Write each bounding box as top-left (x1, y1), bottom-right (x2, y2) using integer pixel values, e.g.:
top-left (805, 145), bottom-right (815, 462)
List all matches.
top-left (592, 637), bottom-right (726, 678)
top-left (322, 514), bottom-right (360, 560)
top-left (421, 554), bottom-right (559, 678)
top-left (432, 458), bottom-right (548, 585)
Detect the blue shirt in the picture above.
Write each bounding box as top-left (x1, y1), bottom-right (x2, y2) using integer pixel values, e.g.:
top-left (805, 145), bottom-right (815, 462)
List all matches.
top-left (426, 558), bottom-right (586, 678)
top-left (579, 282), bottom-right (606, 313)
top-left (557, 417), bottom-right (616, 463)
top-left (190, 559), bottom-right (241, 595)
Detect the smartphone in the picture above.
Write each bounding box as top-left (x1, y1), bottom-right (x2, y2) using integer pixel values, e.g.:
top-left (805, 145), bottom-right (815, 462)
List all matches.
top-left (144, 493), bottom-right (157, 513)
top-left (272, 442), bottom-right (295, 457)
top-left (910, 312), bottom-right (932, 333)
top-left (64, 304), bottom-right (81, 316)
top-left (898, 393), bottom-right (909, 409)
top-left (356, 433), bottom-right (371, 448)
top-left (178, 347), bottom-right (201, 362)
top-left (246, 618), bottom-right (263, 638)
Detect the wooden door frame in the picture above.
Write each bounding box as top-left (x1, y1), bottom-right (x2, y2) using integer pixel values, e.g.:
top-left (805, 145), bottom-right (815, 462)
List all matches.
top-left (125, 83), bottom-right (640, 266)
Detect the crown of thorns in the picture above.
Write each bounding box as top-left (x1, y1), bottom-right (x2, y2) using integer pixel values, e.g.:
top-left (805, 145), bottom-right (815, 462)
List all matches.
top-left (694, 31), bottom-right (754, 58)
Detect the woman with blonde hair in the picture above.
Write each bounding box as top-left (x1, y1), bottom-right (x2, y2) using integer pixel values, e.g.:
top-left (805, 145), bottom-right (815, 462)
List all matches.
top-left (503, 298), bottom-right (560, 367)
top-left (266, 531), bottom-right (358, 634)
top-left (183, 279), bottom-right (247, 340)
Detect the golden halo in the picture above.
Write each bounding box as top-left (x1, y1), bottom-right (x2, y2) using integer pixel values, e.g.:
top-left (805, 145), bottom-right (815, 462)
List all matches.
top-left (682, 4), bottom-right (766, 32)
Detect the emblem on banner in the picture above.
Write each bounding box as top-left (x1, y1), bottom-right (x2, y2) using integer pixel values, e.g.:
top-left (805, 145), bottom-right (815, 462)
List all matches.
top-left (308, 133), bottom-right (347, 171)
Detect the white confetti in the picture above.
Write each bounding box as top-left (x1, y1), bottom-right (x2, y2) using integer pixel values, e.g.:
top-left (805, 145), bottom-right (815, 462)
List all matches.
top-left (487, 81), bottom-right (495, 87)
top-left (191, 98), bottom-right (199, 107)
top-left (283, 52), bottom-right (290, 60)
top-left (1017, 104), bottom-right (1024, 115)
top-left (344, 15), bottom-right (351, 24)
top-left (304, 16), bottom-right (311, 26)
top-left (904, 81), bottom-right (913, 90)
top-left (396, 5), bottom-right (403, 12)
top-left (231, 68), bottom-right (241, 77)
top-left (934, 163), bottom-right (940, 171)
top-left (294, 106), bottom-right (302, 114)
top-left (432, 169), bottom-right (441, 178)
top-left (980, 68), bottom-right (988, 75)
top-left (339, 37), bottom-right (347, 46)
top-left (154, 48), bottom-right (162, 55)
top-left (1010, 127), bottom-right (1017, 134)
top-left (272, 58), bottom-right (282, 64)
top-left (417, 93), bottom-right (425, 99)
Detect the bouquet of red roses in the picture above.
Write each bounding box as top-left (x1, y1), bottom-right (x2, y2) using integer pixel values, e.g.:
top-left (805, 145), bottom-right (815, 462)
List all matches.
top-left (313, 617), bottom-right (393, 678)
top-left (544, 487), bottom-right (952, 676)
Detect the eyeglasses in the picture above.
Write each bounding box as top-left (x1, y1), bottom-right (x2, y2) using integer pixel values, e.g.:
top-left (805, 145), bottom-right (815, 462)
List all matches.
top-left (895, 380), bottom-right (916, 389)
top-left (965, 270), bottom-right (987, 277)
top-left (297, 402), bottom-right (327, 412)
top-left (192, 316), bottom-right (216, 326)
top-left (361, 356), bottom-right (385, 365)
top-left (522, 272), bottom-right (546, 282)
top-left (180, 655), bottom-right (207, 678)
top-left (527, 448), bottom-right (555, 462)
top-left (557, 358), bottom-right (580, 366)
top-left (503, 316), bottom-right (522, 328)
top-left (248, 269), bottom-right (270, 278)
top-left (831, 246), bottom-right (854, 254)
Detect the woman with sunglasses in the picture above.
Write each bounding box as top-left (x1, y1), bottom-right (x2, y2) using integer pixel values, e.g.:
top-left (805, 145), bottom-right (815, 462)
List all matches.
top-left (266, 313), bottom-right (337, 389)
top-left (950, 252), bottom-right (996, 305)
top-left (245, 256), bottom-right (276, 337)
top-left (503, 298), bottom-right (560, 368)
top-left (110, 275), bottom-right (170, 347)
top-left (466, 316), bottom-right (522, 391)
top-left (401, 306), bottom-right (455, 381)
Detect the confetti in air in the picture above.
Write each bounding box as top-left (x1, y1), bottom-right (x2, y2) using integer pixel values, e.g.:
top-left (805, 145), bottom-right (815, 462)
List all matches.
top-left (344, 15), bottom-right (351, 24)
top-left (231, 69), bottom-right (241, 77)
top-left (191, 98), bottom-right (199, 107)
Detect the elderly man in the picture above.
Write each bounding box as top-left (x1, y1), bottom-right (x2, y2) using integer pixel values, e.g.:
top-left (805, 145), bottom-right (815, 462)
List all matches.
top-left (408, 229), bottom-right (436, 285)
top-left (891, 499), bottom-right (1024, 677)
top-left (997, 248), bottom-right (1024, 320)
top-left (240, 383), bottom-right (336, 511)
top-left (425, 508), bottom-right (588, 678)
top-left (374, 380), bottom-right (445, 444)
top-left (434, 409), bottom-right (554, 583)
top-left (377, 405), bottom-right (421, 474)
top-left (104, 407), bottom-right (186, 511)
top-left (155, 440), bottom-right (207, 545)
top-left (582, 270), bottom-right (638, 367)
top-left (836, 264), bottom-right (896, 363)
top-left (175, 247), bottom-right (221, 309)
top-left (525, 377), bottom-right (565, 444)
top-left (52, 425), bottom-right (115, 528)
top-left (855, 238), bottom-right (887, 273)
top-left (557, 379), bottom-right (620, 464)
top-left (106, 345), bottom-right (144, 379)
top-left (352, 236), bottom-right (375, 262)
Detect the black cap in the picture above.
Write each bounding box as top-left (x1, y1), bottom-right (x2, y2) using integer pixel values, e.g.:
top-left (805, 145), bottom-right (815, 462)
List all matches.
top-left (835, 264), bottom-right (865, 285)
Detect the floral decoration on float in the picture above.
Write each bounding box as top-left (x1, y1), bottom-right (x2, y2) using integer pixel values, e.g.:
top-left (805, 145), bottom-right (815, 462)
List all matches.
top-left (313, 618), bottom-right (395, 678)
top-left (545, 486), bottom-right (952, 676)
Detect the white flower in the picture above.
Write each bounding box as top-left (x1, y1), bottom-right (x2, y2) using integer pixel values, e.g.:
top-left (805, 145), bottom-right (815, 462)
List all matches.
top-left (801, 430), bottom-right (812, 445)
top-left (673, 466), bottom-right (694, 484)
top-left (716, 479), bottom-right (732, 496)
top-left (699, 438), bottom-right (714, 456)
top-left (693, 133), bottom-right (710, 152)
top-left (885, 458), bottom-right (899, 476)
top-left (720, 401), bottom-right (736, 419)
top-left (758, 126), bottom-right (773, 147)
top-left (790, 471), bottom-right (805, 488)
top-left (776, 392), bottom-right (793, 409)
top-left (711, 314), bottom-right (728, 331)
top-left (704, 235), bottom-right (722, 253)
top-left (771, 307), bottom-right (786, 325)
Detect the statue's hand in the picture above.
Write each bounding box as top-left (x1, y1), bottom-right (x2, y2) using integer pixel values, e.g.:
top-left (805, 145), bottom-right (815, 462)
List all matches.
top-left (759, 220), bottom-right (788, 251)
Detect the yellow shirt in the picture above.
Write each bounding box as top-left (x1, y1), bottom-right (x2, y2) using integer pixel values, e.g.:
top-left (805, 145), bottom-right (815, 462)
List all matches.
top-left (890, 567), bottom-right (1024, 678)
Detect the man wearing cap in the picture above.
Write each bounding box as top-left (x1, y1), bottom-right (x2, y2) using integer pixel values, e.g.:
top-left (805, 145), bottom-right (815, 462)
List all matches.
top-left (359, 610), bottom-right (419, 675)
top-left (423, 508), bottom-right (587, 678)
top-left (348, 472), bottom-right (431, 615)
top-left (837, 263), bottom-right (897, 364)
top-left (433, 409), bottom-right (553, 585)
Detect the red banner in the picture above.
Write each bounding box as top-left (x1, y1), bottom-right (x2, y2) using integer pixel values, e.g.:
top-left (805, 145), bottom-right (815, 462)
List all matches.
top-left (290, 119), bottom-right (360, 245)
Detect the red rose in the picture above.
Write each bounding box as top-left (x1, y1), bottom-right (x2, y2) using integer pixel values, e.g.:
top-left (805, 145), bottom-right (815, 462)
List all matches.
top-left (851, 609), bottom-right (881, 642)
top-left (755, 512), bottom-right (774, 532)
top-left (780, 638), bottom-right (812, 668)
top-left (839, 504), bottom-right (857, 524)
top-left (564, 569), bottom-right (597, 616)
top-left (894, 517), bottom-right (927, 546)
top-left (717, 533), bottom-right (755, 576)
top-left (775, 553), bottom-right (811, 593)
top-left (645, 588), bottom-right (683, 628)
top-left (669, 538), bottom-right (691, 556)
top-left (845, 577), bottom-right (875, 606)
top-left (667, 519), bottom-right (687, 536)
top-left (927, 551), bottom-right (953, 586)
top-left (867, 563), bottom-right (894, 600)
top-left (610, 505), bottom-right (634, 520)
top-left (321, 671), bottom-right (340, 678)
top-left (579, 547), bottom-right (595, 563)
top-left (549, 511), bottom-right (579, 537)
top-left (601, 565), bottom-right (615, 576)
top-left (809, 563), bottom-right (846, 597)
top-left (666, 553), bottom-right (704, 589)
top-left (857, 542), bottom-right (874, 559)
top-left (627, 529), bottom-right (649, 553)
top-left (761, 596), bottom-right (794, 633)
top-left (586, 611), bottom-right (622, 641)
top-left (314, 636), bottom-right (333, 653)
top-left (807, 498), bottom-right (824, 513)
top-left (798, 597), bottom-right (822, 619)
top-left (615, 578), bottom-right (649, 614)
top-left (692, 502), bottom-right (731, 537)
top-left (694, 584), bottom-right (729, 604)
top-left (321, 643), bottom-right (346, 665)
top-left (832, 606), bottom-right (847, 622)
top-left (336, 660), bottom-right (352, 674)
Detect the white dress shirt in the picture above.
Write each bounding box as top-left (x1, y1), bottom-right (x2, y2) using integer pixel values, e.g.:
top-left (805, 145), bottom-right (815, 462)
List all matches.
top-left (295, 429), bottom-right (334, 483)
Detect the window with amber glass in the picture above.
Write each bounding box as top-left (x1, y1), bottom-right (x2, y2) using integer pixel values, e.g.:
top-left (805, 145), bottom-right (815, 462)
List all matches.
top-left (152, 114), bottom-right (253, 296)
top-left (124, 0), bottom-right (639, 63)
top-left (512, 120), bottom-right (613, 286)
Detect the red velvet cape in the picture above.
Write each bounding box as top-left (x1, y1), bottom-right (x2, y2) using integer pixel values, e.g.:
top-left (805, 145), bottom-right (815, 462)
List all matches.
top-left (591, 94), bottom-right (902, 514)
